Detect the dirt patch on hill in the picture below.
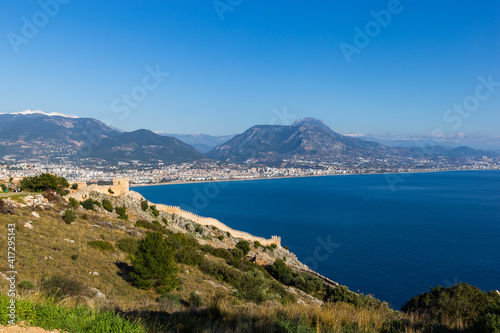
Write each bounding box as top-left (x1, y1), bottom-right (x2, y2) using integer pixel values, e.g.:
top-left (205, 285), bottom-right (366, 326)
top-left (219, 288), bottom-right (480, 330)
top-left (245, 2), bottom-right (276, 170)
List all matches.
top-left (0, 325), bottom-right (64, 333)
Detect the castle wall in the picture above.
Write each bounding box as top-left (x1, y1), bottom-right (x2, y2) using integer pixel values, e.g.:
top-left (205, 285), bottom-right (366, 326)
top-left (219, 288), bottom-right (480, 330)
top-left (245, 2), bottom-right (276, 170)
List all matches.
top-left (156, 204), bottom-right (281, 246)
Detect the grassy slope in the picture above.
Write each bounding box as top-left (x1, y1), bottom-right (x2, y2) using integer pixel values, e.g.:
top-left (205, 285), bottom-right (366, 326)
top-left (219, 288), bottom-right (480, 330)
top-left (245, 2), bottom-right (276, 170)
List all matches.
top-left (2, 193), bottom-right (496, 332)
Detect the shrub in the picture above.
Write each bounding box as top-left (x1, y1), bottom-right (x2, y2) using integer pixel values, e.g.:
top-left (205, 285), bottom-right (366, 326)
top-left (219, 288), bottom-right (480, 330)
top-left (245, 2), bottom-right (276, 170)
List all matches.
top-left (217, 235), bottom-right (224, 241)
top-left (81, 198), bottom-right (95, 210)
top-left (237, 270), bottom-right (275, 303)
top-left (68, 197), bottom-right (79, 208)
top-left (150, 205), bottom-right (159, 217)
top-left (468, 301), bottom-right (500, 332)
top-left (40, 276), bottom-right (89, 299)
top-left (0, 184), bottom-right (7, 192)
top-left (115, 206), bottom-right (128, 219)
top-left (102, 199), bottom-right (113, 212)
top-left (157, 293), bottom-right (181, 305)
top-left (402, 283), bottom-right (500, 326)
top-left (18, 280), bottom-right (35, 290)
top-left (0, 199), bottom-right (14, 215)
top-left (21, 174), bottom-right (69, 194)
top-left (88, 240), bottom-right (115, 252)
top-left (162, 217), bottom-right (168, 224)
top-left (235, 240), bottom-right (251, 256)
top-left (270, 259), bottom-right (325, 295)
top-left (71, 254), bottom-right (78, 260)
top-left (62, 209), bottom-right (77, 224)
top-left (189, 291), bottom-right (205, 307)
top-left (141, 200), bottom-right (149, 211)
top-left (270, 243), bottom-right (277, 249)
top-left (43, 189), bottom-right (63, 203)
top-left (117, 238), bottom-right (138, 254)
top-left (131, 232), bottom-right (179, 294)
top-left (135, 219), bottom-right (167, 234)
top-left (108, 188), bottom-right (114, 194)
top-left (71, 183), bottom-right (78, 190)
top-left (254, 241), bottom-right (261, 247)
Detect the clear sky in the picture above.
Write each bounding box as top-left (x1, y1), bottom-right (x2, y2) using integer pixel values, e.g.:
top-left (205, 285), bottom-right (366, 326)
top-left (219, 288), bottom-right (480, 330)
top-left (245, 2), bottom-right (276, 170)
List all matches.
top-left (1, 1), bottom-right (499, 137)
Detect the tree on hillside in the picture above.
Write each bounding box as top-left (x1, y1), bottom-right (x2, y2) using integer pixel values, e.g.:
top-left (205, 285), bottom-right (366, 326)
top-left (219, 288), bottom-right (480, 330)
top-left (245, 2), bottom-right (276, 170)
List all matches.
top-left (131, 232), bottom-right (179, 293)
top-left (21, 174), bottom-right (69, 195)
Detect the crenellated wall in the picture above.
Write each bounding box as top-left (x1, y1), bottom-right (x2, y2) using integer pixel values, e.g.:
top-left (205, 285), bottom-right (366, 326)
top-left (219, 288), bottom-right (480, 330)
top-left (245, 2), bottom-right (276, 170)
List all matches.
top-left (67, 177), bottom-right (129, 201)
top-left (157, 204), bottom-right (281, 246)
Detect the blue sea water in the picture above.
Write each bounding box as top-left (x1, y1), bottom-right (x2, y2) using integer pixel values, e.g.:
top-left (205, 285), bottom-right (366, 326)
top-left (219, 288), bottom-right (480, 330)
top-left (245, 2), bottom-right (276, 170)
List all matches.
top-left (132, 170), bottom-right (500, 309)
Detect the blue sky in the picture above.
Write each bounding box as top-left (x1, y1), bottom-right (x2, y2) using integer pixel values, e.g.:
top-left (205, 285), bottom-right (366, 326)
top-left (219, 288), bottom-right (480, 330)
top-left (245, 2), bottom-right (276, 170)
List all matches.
top-left (0, 1), bottom-right (499, 138)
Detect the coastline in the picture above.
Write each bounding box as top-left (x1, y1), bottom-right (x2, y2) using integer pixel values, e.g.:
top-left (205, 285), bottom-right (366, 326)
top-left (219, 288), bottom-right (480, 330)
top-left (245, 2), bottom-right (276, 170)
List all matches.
top-left (130, 168), bottom-right (496, 188)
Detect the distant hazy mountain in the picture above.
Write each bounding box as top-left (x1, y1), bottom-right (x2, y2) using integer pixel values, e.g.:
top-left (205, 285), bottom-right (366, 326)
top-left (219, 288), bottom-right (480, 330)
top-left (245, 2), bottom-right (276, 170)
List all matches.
top-left (0, 111), bottom-right (202, 163)
top-left (90, 129), bottom-right (204, 163)
top-left (159, 133), bottom-right (236, 153)
top-left (206, 117), bottom-right (398, 163)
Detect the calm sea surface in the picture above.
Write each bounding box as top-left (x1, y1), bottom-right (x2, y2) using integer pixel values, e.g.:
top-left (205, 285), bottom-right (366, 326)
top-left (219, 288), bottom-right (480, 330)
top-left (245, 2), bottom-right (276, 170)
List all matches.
top-left (132, 170), bottom-right (500, 309)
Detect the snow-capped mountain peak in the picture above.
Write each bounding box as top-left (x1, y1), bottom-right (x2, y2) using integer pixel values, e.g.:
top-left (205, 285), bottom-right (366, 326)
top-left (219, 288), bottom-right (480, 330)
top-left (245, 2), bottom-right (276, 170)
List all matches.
top-left (0, 110), bottom-right (79, 118)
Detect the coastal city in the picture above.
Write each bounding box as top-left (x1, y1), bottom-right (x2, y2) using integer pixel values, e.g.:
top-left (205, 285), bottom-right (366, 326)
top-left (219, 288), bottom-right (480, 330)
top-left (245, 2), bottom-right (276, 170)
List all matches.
top-left (1, 156), bottom-right (499, 186)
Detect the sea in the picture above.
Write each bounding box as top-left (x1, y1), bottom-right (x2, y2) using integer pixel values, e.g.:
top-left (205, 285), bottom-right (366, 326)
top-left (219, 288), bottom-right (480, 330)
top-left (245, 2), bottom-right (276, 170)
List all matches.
top-left (132, 170), bottom-right (500, 309)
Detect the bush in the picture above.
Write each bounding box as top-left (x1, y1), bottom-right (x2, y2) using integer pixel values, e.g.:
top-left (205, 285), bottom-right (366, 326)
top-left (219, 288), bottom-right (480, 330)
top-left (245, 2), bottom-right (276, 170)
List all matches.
top-left (150, 205), bottom-right (159, 217)
top-left (402, 283), bottom-right (500, 326)
top-left (71, 254), bottom-right (78, 260)
top-left (254, 241), bottom-right (261, 247)
top-left (131, 232), bottom-right (179, 294)
top-left (135, 219), bottom-right (167, 234)
top-left (18, 280), bottom-right (35, 290)
top-left (102, 199), bottom-right (113, 212)
top-left (117, 238), bottom-right (138, 254)
top-left (81, 198), bottom-right (95, 210)
top-left (62, 209), bottom-right (77, 224)
top-left (40, 276), bottom-right (89, 299)
top-left (141, 200), bottom-right (149, 211)
top-left (237, 270), bottom-right (275, 303)
top-left (0, 199), bottom-right (14, 215)
top-left (68, 197), bottom-right (79, 208)
top-left (235, 240), bottom-right (251, 256)
top-left (115, 206), bottom-right (128, 219)
top-left (270, 259), bottom-right (325, 295)
top-left (88, 240), bottom-right (115, 252)
top-left (21, 174), bottom-right (69, 195)
top-left (71, 183), bottom-right (78, 190)
top-left (189, 291), bottom-right (205, 307)
top-left (270, 243), bottom-right (277, 249)
top-left (217, 235), bottom-right (224, 241)
top-left (42, 189), bottom-right (63, 203)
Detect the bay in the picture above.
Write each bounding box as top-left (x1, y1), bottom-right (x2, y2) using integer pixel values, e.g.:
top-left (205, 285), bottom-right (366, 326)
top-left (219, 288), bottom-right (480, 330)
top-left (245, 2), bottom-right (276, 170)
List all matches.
top-left (132, 170), bottom-right (500, 309)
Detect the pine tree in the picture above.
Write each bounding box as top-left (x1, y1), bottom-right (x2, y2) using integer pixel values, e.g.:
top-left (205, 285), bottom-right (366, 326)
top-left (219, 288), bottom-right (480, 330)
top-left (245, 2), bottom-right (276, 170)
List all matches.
top-left (131, 232), bottom-right (179, 293)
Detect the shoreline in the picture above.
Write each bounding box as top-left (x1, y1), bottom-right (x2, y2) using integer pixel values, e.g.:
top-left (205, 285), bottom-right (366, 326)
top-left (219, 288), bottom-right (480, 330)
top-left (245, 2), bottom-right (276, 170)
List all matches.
top-left (130, 168), bottom-right (497, 188)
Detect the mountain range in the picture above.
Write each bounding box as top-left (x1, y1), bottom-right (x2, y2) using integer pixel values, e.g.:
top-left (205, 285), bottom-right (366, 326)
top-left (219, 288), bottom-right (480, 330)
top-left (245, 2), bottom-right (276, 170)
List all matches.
top-left (0, 111), bottom-right (496, 164)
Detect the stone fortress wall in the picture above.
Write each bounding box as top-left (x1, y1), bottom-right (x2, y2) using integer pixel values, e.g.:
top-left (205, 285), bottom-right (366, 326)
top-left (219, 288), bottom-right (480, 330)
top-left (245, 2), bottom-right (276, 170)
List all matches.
top-left (69, 177), bottom-right (280, 246)
top-left (69, 177), bottom-right (129, 201)
top-left (156, 204), bottom-right (281, 246)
